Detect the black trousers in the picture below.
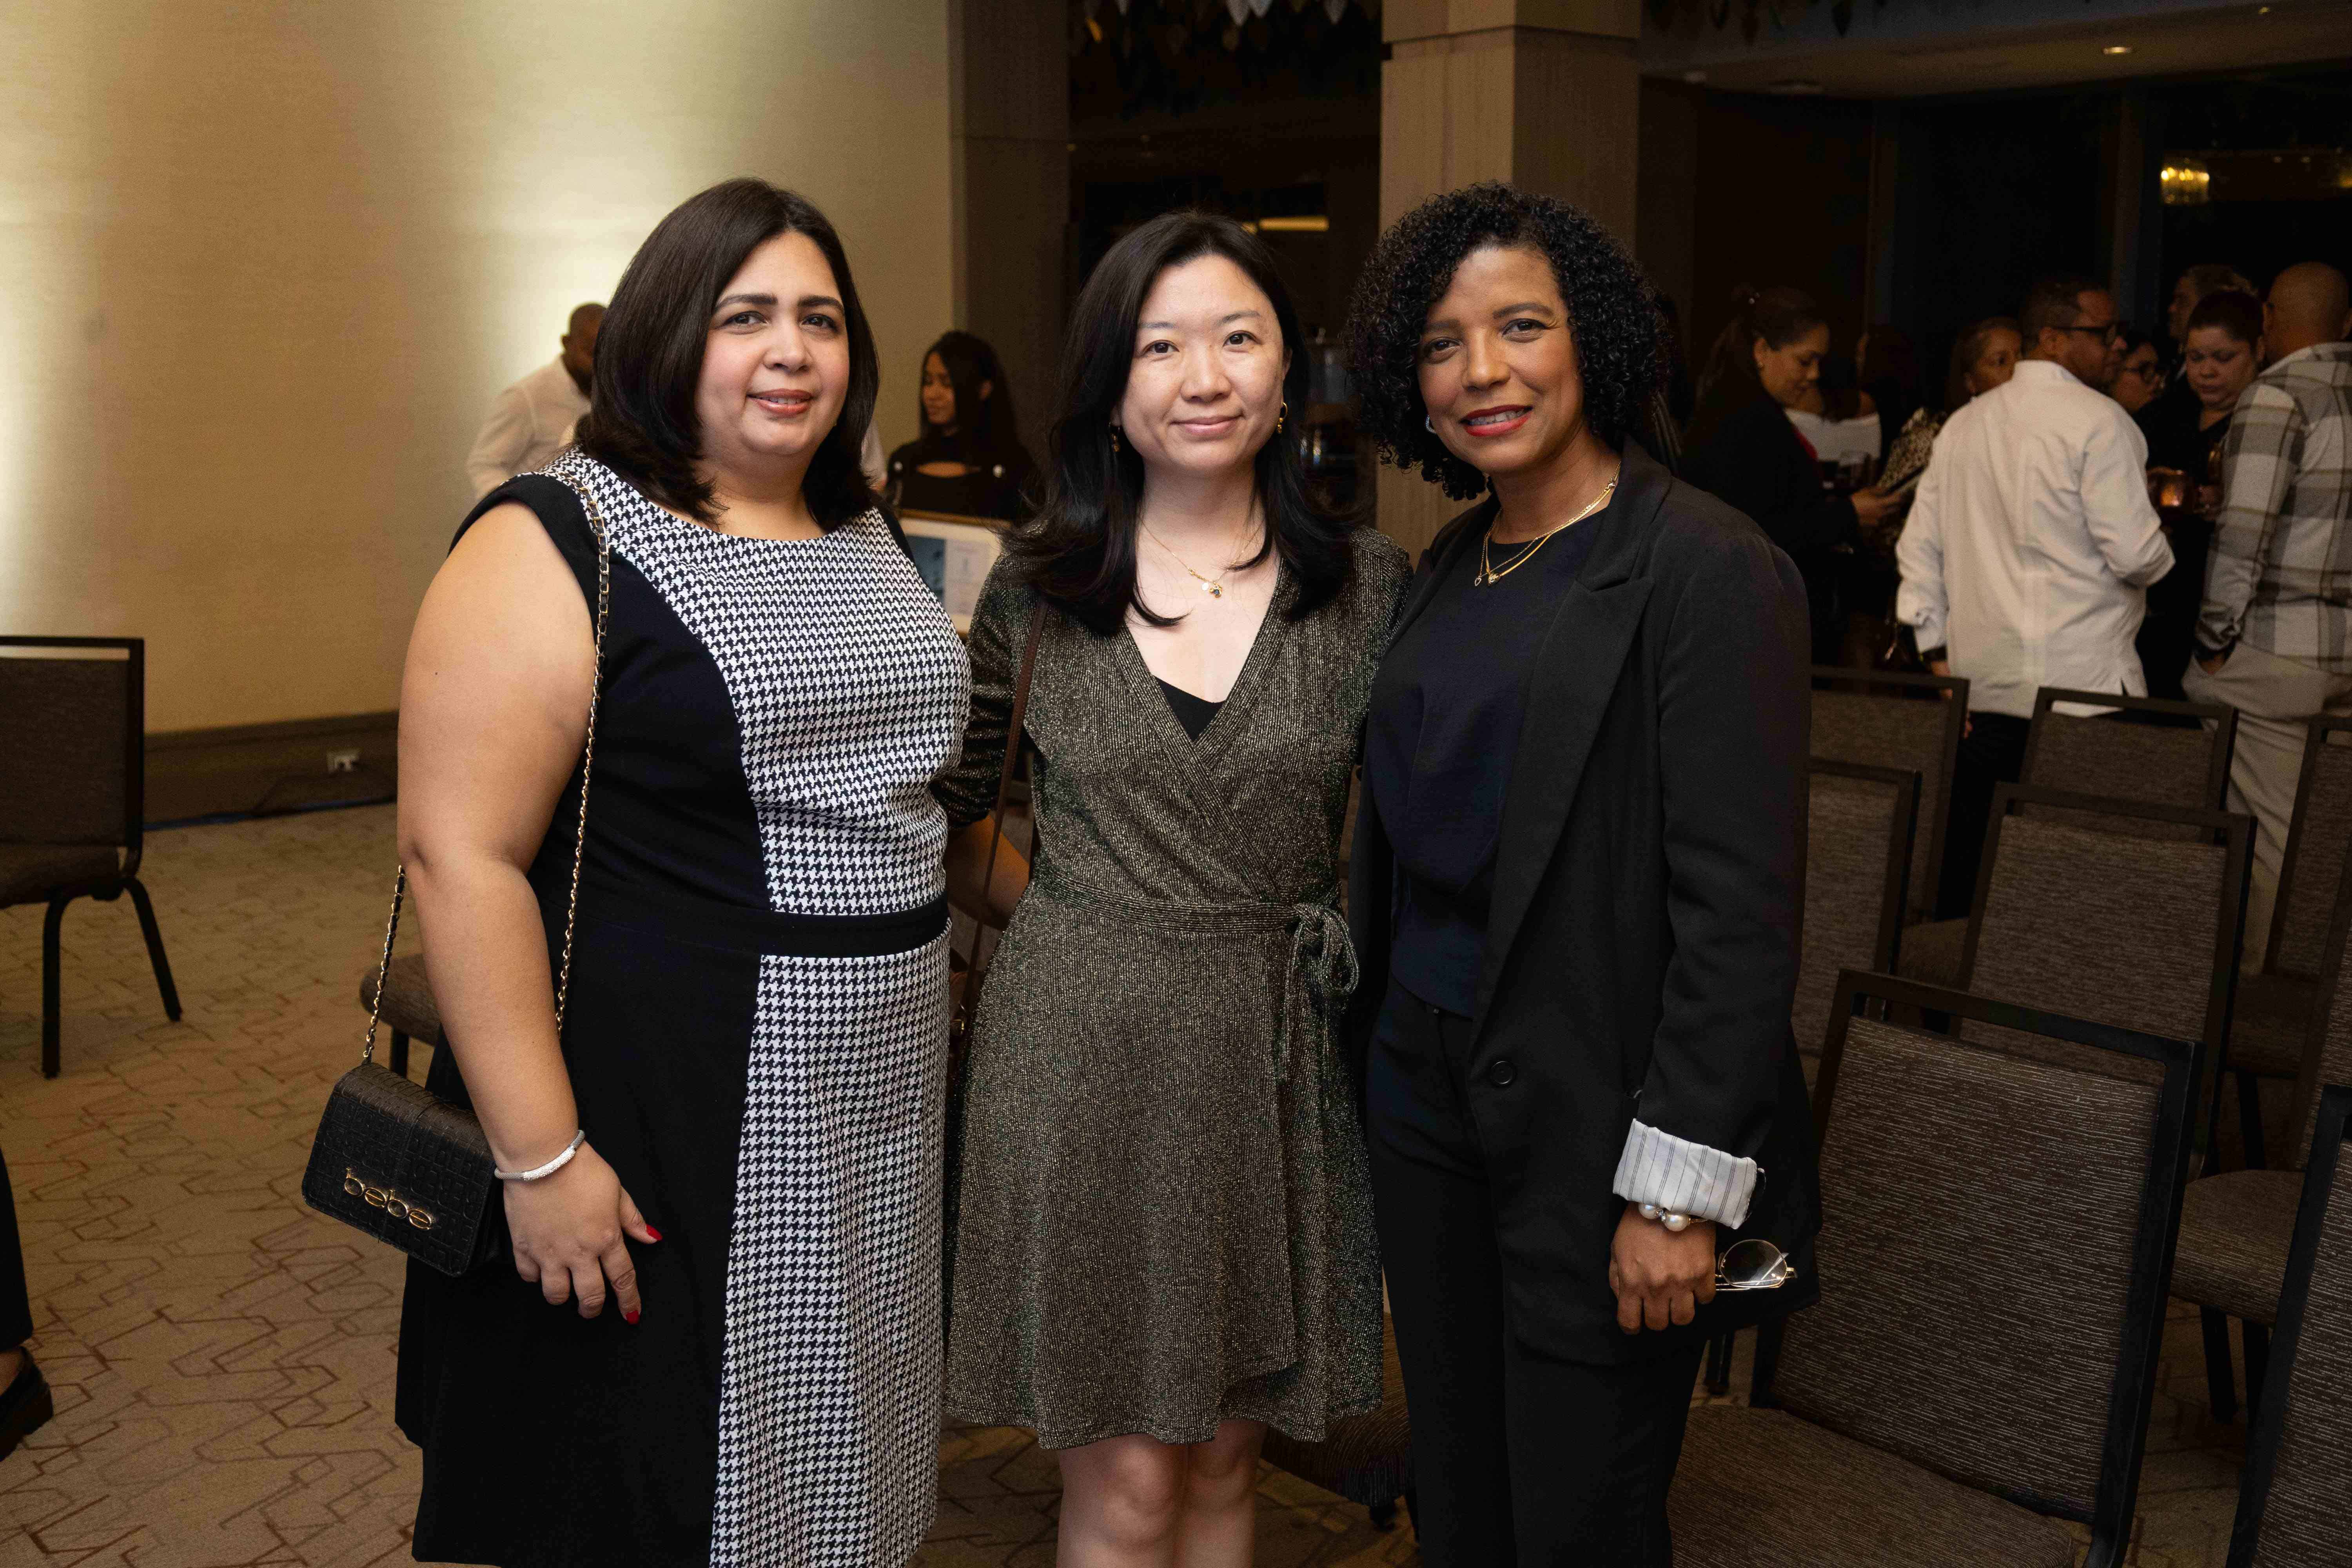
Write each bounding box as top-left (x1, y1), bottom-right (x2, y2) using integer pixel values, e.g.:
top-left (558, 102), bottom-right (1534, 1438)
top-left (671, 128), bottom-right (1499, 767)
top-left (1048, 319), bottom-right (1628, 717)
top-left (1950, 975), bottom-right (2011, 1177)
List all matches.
top-left (0, 1142), bottom-right (30, 1351)
top-left (1934, 710), bottom-right (2030, 921)
top-left (1366, 984), bottom-right (1704, 1567)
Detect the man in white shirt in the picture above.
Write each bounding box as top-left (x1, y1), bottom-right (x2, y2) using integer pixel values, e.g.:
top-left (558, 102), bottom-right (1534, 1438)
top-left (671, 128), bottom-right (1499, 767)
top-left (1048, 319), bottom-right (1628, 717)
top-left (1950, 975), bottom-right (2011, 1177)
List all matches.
top-left (1896, 276), bottom-right (2174, 915)
top-left (464, 302), bottom-right (602, 499)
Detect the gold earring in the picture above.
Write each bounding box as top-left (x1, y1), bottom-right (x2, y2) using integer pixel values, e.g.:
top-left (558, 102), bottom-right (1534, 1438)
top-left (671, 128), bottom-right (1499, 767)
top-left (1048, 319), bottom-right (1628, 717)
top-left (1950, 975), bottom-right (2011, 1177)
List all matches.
top-left (1276, 400), bottom-right (1288, 434)
top-left (1109, 425), bottom-right (1122, 453)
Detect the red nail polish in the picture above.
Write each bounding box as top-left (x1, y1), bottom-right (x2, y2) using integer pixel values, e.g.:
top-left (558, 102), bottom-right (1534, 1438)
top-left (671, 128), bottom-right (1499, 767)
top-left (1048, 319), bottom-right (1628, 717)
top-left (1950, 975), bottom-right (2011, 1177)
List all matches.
top-left (644, 1225), bottom-right (663, 1242)
top-left (624, 1308), bottom-right (640, 1325)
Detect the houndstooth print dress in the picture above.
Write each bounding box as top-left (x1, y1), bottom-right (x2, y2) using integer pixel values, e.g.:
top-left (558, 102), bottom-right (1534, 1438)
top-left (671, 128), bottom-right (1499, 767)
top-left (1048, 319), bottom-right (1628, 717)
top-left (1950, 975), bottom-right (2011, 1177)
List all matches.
top-left (396, 452), bottom-right (968, 1568)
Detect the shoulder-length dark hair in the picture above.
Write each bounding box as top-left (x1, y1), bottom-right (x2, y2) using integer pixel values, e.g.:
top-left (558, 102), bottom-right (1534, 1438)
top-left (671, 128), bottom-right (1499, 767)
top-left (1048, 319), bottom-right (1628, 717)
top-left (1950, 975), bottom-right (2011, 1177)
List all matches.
top-left (918, 330), bottom-right (1022, 458)
top-left (576, 178), bottom-right (878, 527)
top-left (1009, 211), bottom-right (1354, 634)
top-left (1345, 183), bottom-right (1662, 503)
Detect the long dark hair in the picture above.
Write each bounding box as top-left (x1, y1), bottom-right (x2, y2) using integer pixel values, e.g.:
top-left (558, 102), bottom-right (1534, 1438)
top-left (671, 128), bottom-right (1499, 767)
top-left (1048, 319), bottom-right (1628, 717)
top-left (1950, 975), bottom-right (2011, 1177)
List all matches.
top-left (916, 330), bottom-right (1021, 460)
top-left (1009, 211), bottom-right (1354, 634)
top-left (576, 178), bottom-right (878, 527)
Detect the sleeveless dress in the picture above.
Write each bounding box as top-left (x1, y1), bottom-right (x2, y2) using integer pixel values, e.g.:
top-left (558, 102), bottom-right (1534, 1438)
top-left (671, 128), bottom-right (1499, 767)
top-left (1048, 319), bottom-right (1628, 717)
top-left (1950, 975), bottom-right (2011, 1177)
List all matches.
top-left (394, 451), bottom-right (969, 1567)
top-left (936, 530), bottom-right (1409, 1448)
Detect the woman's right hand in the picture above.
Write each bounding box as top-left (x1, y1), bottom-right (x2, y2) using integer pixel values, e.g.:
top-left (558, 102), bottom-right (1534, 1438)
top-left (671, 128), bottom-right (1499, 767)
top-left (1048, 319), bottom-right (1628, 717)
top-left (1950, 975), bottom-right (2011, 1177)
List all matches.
top-left (503, 1142), bottom-right (660, 1322)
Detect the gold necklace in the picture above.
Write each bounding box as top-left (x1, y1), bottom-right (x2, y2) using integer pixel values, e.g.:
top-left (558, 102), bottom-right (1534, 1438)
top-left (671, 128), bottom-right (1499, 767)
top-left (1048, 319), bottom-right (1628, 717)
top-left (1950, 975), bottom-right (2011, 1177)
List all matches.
top-left (1475, 478), bottom-right (1618, 587)
top-left (1142, 519), bottom-right (1253, 599)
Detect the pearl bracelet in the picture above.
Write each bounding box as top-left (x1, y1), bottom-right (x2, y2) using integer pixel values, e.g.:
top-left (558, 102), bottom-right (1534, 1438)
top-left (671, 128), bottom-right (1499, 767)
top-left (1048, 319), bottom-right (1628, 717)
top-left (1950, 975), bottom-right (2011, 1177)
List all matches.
top-left (496, 1129), bottom-right (587, 1183)
top-left (1638, 1202), bottom-right (1695, 1232)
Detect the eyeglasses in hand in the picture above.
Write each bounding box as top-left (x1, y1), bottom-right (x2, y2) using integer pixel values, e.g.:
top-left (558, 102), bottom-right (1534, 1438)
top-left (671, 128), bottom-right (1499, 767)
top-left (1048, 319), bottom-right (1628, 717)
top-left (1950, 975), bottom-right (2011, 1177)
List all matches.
top-left (1715, 1238), bottom-right (1798, 1292)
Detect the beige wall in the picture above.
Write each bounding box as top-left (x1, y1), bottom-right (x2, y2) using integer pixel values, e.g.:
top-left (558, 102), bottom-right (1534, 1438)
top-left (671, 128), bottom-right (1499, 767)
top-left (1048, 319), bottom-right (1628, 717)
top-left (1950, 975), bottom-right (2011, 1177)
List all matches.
top-left (0, 0), bottom-right (954, 733)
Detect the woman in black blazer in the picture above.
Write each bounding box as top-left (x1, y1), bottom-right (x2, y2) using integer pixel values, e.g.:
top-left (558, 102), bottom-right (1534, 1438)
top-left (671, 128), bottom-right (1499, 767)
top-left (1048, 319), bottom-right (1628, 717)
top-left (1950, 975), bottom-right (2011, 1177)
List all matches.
top-left (1682, 286), bottom-right (1898, 666)
top-left (1343, 185), bottom-right (1820, 1565)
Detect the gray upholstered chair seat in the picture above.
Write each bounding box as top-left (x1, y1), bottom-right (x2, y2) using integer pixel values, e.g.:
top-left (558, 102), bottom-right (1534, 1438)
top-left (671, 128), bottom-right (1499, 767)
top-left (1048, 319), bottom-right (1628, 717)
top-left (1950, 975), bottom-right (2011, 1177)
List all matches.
top-left (0, 843), bottom-right (121, 907)
top-left (1670, 1405), bottom-right (2077, 1567)
top-left (2172, 1168), bottom-right (2300, 1326)
top-left (1894, 917), bottom-right (1966, 987)
top-left (1260, 1313), bottom-right (1408, 1510)
top-left (359, 951), bottom-right (445, 1047)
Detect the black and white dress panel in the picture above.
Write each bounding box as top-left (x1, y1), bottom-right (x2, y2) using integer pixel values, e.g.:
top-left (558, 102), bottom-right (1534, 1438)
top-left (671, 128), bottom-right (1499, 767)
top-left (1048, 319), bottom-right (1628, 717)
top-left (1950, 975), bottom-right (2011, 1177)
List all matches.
top-left (396, 450), bottom-right (968, 1568)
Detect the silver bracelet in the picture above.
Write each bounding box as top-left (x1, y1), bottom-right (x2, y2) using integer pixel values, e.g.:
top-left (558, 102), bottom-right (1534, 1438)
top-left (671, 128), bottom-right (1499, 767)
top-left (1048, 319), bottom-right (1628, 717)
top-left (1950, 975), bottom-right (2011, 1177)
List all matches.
top-left (496, 1129), bottom-right (586, 1182)
top-left (1638, 1202), bottom-right (1695, 1232)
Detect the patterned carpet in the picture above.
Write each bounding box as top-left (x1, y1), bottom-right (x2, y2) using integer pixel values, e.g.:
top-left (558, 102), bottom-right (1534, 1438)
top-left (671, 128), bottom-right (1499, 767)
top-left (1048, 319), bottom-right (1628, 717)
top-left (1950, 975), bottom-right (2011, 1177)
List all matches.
top-left (0, 806), bottom-right (2252, 1565)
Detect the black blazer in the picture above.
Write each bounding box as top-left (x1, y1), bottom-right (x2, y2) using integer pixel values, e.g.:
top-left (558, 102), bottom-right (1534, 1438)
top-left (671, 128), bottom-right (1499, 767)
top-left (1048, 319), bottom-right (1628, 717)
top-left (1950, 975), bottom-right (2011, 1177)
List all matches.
top-left (1346, 442), bottom-right (1822, 1365)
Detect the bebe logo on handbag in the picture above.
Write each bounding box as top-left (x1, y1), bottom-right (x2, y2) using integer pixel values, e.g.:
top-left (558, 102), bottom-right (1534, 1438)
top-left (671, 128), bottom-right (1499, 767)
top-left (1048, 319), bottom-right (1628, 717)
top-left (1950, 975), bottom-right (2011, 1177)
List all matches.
top-left (343, 1166), bottom-right (436, 1230)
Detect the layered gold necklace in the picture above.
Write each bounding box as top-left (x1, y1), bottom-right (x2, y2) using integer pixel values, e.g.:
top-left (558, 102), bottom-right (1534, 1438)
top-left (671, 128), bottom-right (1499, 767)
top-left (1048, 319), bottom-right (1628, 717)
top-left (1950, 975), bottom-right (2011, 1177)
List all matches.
top-left (1474, 477), bottom-right (1618, 587)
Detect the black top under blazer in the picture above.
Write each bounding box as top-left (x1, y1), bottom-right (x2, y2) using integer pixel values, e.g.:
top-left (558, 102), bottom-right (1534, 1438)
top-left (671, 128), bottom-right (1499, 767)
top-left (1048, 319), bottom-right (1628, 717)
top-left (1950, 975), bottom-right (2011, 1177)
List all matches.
top-left (1345, 441), bottom-right (1823, 1365)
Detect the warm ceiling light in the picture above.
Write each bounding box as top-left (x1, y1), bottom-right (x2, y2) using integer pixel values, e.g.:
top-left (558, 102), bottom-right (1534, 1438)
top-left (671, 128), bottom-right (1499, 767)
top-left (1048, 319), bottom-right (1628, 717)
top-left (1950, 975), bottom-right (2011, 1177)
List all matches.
top-left (1256, 216), bottom-right (1330, 233)
top-left (2103, 43), bottom-right (2134, 54)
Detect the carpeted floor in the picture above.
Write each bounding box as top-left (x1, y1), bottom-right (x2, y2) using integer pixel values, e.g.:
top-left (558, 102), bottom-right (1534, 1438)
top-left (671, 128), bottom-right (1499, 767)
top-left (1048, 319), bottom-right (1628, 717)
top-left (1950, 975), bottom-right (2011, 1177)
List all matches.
top-left (0, 806), bottom-right (2252, 1564)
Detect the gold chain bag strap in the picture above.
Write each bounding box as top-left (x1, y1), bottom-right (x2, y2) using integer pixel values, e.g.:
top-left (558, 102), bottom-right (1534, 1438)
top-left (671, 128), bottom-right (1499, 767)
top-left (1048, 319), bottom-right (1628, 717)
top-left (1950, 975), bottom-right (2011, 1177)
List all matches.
top-left (300, 474), bottom-right (612, 1276)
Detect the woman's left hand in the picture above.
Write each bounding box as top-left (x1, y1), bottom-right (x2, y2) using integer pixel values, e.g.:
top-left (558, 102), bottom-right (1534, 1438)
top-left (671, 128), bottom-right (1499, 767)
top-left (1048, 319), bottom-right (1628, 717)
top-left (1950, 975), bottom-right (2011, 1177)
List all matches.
top-left (1609, 1204), bottom-right (1717, 1333)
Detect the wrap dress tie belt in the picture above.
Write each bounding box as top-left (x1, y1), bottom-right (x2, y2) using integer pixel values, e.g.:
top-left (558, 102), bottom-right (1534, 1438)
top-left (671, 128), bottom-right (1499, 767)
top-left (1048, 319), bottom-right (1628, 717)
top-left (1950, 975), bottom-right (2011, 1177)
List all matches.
top-left (1051, 874), bottom-right (1360, 1080)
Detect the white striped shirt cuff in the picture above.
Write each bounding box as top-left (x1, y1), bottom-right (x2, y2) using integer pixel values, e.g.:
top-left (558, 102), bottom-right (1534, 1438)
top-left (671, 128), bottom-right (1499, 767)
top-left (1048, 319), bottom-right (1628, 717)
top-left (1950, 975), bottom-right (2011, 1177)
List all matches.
top-left (1611, 1120), bottom-right (1758, 1230)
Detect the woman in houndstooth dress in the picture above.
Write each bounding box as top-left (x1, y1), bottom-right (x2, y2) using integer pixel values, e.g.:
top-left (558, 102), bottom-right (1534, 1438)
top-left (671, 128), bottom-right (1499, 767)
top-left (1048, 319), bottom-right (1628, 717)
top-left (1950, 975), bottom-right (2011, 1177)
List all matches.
top-left (393, 181), bottom-right (964, 1567)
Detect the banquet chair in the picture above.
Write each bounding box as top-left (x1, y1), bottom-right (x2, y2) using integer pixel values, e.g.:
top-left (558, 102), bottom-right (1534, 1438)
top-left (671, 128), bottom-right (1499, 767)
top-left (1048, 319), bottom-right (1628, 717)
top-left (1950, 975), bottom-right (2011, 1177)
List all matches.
top-left (2223, 719), bottom-right (2352, 1118)
top-left (2173, 850), bottom-right (2352, 1422)
top-left (1791, 762), bottom-right (1918, 1073)
top-left (1949, 787), bottom-right (2246, 1098)
top-left (1807, 667), bottom-right (1965, 927)
top-left (1670, 975), bottom-right (2197, 1568)
top-left (0, 637), bottom-right (181, 1078)
top-left (2224, 1083), bottom-right (2352, 1568)
top-left (2021, 687), bottom-right (2236, 823)
top-left (1901, 686), bottom-right (2238, 986)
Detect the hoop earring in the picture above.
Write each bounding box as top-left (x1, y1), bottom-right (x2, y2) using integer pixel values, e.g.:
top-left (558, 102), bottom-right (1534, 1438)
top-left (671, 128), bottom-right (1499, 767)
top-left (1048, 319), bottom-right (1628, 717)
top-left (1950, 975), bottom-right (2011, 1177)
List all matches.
top-left (1277, 400), bottom-right (1288, 434)
top-left (1425, 414), bottom-right (1436, 433)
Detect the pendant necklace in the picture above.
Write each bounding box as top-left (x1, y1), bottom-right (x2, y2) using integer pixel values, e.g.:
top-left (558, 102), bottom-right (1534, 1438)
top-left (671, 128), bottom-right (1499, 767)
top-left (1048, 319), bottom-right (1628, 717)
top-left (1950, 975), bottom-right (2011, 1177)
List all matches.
top-left (1142, 519), bottom-right (1253, 599)
top-left (1475, 477), bottom-right (1618, 587)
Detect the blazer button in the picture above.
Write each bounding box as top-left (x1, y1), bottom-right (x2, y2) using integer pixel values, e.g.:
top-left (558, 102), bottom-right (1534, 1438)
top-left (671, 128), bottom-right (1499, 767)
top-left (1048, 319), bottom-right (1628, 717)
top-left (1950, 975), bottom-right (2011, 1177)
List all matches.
top-left (1487, 1058), bottom-right (1517, 1087)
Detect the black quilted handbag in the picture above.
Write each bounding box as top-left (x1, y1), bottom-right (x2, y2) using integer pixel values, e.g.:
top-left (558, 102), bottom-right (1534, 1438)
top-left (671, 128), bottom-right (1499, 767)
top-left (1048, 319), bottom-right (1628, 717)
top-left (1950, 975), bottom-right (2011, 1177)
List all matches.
top-left (300, 471), bottom-right (612, 1276)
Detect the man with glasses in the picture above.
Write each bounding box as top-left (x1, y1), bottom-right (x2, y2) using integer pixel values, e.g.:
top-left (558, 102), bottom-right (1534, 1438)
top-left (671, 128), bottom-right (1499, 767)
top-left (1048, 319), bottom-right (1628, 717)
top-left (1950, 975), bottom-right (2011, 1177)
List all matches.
top-left (1897, 276), bottom-right (2173, 916)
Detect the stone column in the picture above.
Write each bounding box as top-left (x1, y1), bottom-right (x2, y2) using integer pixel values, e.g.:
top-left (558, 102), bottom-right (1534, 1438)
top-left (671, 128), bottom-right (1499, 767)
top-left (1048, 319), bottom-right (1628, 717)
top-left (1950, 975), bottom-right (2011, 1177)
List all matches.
top-left (1377, 0), bottom-right (1643, 555)
top-left (949, 0), bottom-right (1069, 465)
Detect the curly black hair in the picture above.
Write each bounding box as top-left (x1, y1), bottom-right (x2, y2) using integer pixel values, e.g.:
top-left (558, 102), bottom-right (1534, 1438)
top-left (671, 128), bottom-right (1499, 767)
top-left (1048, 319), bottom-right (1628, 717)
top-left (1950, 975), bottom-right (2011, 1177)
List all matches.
top-left (1345, 183), bottom-right (1662, 502)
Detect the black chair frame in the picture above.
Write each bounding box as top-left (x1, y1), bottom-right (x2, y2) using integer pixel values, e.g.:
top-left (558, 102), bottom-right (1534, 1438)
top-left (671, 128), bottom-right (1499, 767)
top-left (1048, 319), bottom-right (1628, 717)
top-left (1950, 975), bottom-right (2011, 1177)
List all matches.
top-left (1809, 665), bottom-right (1968, 922)
top-left (2227, 1082), bottom-right (2352, 1567)
top-left (1799, 970), bottom-right (2200, 1568)
top-left (2261, 715), bottom-right (2352, 978)
top-left (2023, 687), bottom-right (2239, 813)
top-left (0, 636), bottom-right (181, 1078)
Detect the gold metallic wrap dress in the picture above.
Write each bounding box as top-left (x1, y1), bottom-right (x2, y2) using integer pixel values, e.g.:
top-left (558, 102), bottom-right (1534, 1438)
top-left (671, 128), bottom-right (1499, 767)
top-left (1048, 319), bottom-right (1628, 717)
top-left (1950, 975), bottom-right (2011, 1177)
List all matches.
top-left (934, 531), bottom-right (1408, 1448)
